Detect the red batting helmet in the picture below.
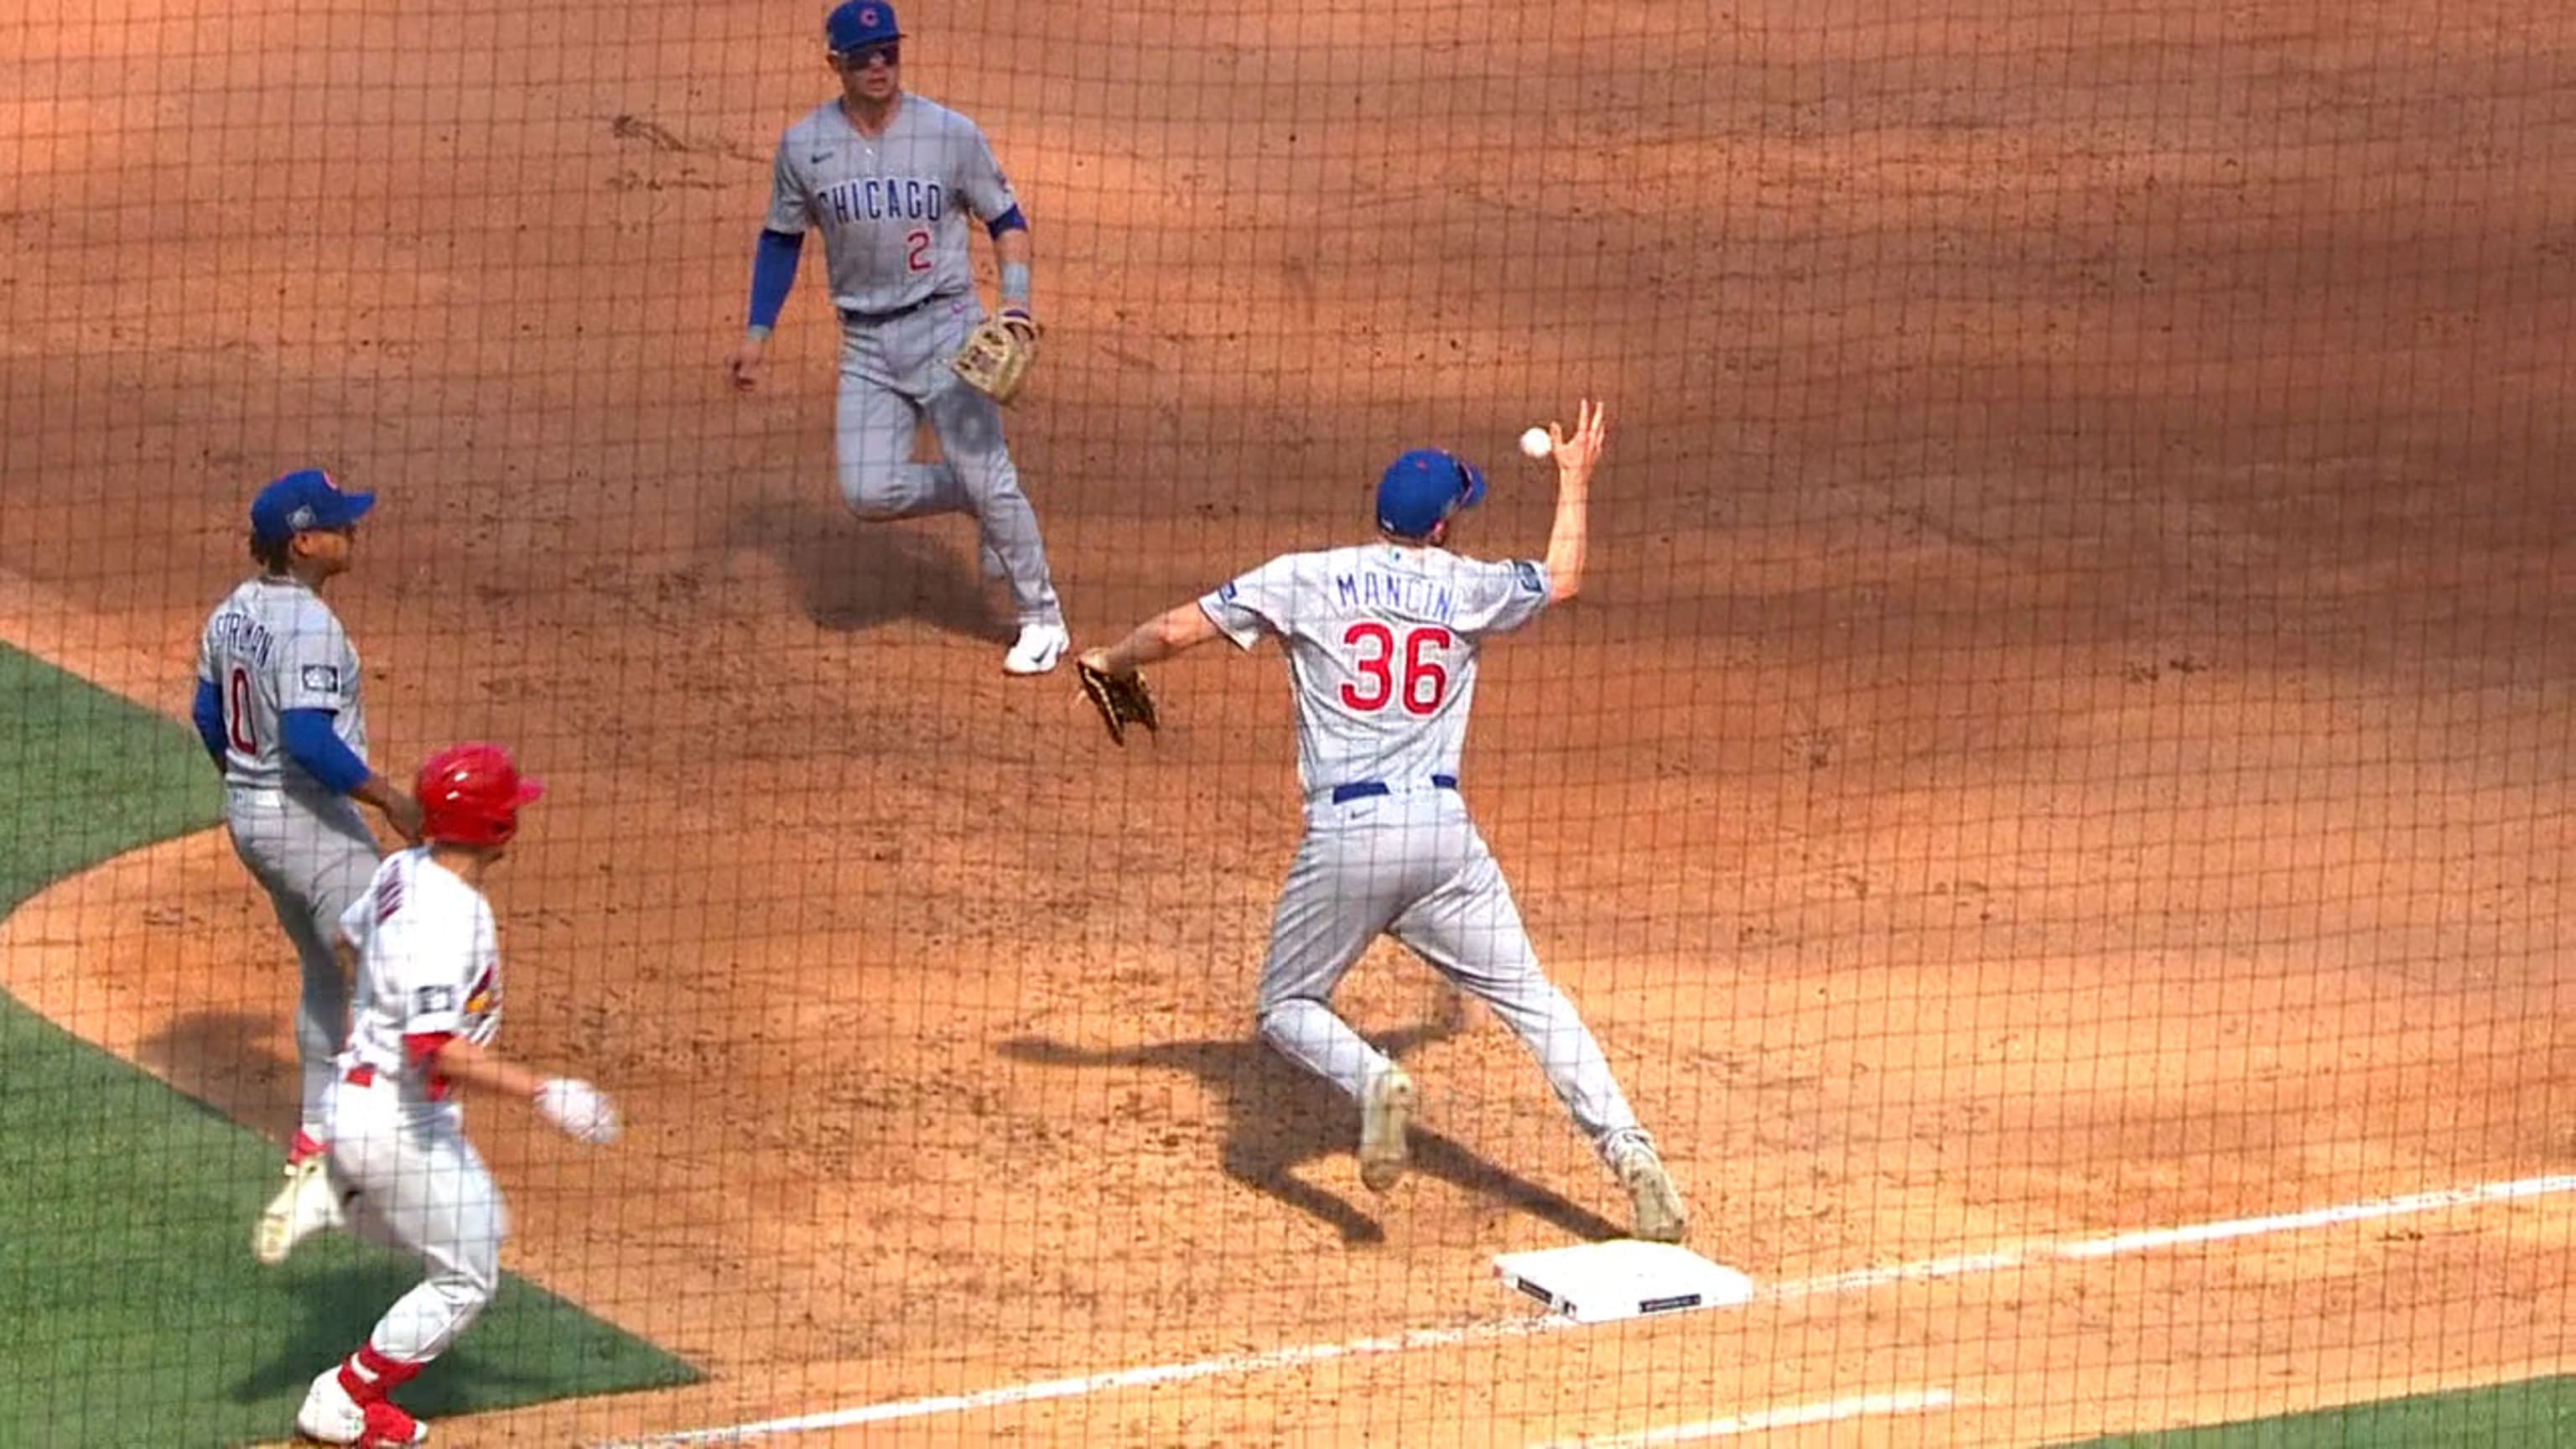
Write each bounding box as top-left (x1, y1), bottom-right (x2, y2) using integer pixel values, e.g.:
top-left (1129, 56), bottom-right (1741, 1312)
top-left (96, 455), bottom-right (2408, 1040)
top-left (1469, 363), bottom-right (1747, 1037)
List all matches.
top-left (416, 742), bottom-right (544, 848)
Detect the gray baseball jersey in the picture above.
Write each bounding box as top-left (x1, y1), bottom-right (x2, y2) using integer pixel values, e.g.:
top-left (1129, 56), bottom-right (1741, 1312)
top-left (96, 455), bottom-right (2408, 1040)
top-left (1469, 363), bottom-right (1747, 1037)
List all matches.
top-left (764, 96), bottom-right (1019, 315)
top-left (1198, 543), bottom-right (1553, 800)
top-left (1208, 540), bottom-right (1654, 1172)
top-left (197, 577), bottom-right (370, 795)
top-left (200, 574), bottom-right (382, 1143)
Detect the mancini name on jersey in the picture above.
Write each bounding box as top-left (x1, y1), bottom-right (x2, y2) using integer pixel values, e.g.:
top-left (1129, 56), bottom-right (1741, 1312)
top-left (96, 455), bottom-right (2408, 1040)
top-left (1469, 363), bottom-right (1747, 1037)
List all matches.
top-left (1333, 569), bottom-right (1460, 624)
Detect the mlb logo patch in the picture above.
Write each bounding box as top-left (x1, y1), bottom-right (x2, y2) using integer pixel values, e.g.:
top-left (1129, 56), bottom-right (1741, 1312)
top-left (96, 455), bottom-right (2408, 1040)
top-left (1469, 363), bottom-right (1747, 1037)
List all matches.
top-left (1218, 581), bottom-right (1239, 604)
top-left (1512, 560), bottom-right (1543, 594)
top-left (415, 984), bottom-right (454, 1015)
top-left (301, 663), bottom-right (340, 693)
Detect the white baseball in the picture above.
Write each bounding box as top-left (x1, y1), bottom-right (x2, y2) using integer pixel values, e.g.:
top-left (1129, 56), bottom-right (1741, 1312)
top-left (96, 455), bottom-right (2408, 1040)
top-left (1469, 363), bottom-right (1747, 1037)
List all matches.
top-left (1519, 426), bottom-right (1553, 460)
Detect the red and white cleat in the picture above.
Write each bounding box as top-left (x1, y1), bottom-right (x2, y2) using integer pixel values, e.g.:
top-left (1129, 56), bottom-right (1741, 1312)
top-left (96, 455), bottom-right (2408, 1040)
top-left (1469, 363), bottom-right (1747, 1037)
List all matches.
top-left (359, 1397), bottom-right (428, 1446)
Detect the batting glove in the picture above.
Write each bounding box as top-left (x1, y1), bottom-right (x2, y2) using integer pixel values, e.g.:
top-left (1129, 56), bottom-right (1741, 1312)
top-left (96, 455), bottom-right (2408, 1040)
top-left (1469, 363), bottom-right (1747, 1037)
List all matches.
top-left (536, 1078), bottom-right (621, 1145)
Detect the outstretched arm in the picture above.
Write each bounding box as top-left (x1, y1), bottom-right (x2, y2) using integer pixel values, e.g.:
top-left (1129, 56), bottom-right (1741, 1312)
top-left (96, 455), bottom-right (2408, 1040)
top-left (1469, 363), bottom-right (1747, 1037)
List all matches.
top-left (428, 1036), bottom-right (548, 1101)
top-left (1083, 600), bottom-right (1225, 678)
top-left (431, 1036), bottom-right (620, 1145)
top-left (1540, 398), bottom-right (1607, 605)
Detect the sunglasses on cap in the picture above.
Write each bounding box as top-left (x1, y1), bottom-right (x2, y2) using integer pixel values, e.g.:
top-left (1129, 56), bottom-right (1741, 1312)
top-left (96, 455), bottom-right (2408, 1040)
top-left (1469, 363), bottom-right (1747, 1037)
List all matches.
top-left (836, 41), bottom-right (901, 68)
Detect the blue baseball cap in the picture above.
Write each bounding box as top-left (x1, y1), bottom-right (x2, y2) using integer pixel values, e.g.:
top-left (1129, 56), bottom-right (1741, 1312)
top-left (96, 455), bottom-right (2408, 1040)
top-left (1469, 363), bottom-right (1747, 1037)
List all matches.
top-left (826, 0), bottom-right (901, 54)
top-left (249, 468), bottom-right (375, 544)
top-left (1376, 449), bottom-right (1488, 539)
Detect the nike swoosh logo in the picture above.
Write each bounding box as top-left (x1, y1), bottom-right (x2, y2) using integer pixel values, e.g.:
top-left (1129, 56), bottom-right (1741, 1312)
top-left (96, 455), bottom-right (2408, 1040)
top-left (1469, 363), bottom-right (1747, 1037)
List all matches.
top-left (809, 153), bottom-right (832, 164)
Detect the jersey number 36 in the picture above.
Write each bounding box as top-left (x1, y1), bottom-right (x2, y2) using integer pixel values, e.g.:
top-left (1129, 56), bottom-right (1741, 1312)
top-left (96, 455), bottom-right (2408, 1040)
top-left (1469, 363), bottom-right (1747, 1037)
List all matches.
top-left (1341, 623), bottom-right (1452, 715)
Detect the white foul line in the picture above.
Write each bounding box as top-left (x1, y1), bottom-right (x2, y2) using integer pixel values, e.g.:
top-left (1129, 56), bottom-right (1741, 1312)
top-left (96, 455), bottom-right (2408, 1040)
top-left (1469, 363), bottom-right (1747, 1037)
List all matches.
top-left (607, 1171), bottom-right (2576, 1446)
top-left (1529, 1389), bottom-right (1961, 1447)
top-left (1770, 1171), bottom-right (2576, 1299)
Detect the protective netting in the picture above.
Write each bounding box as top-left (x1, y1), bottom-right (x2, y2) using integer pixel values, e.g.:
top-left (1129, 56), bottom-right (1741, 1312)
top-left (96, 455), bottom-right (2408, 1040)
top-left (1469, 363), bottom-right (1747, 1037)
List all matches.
top-left (3, 0), bottom-right (2569, 1444)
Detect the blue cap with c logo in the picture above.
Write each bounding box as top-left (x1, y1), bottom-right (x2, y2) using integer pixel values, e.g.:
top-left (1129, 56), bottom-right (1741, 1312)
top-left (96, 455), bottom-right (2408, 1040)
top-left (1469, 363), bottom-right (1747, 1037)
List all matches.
top-left (826, 1), bottom-right (901, 53)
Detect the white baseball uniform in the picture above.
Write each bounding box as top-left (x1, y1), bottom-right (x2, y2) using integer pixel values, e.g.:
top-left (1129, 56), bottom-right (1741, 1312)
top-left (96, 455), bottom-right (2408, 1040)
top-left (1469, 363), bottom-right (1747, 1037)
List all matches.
top-left (1199, 543), bottom-right (1654, 1165)
top-left (324, 848), bottom-right (508, 1367)
top-left (196, 576), bottom-right (382, 1142)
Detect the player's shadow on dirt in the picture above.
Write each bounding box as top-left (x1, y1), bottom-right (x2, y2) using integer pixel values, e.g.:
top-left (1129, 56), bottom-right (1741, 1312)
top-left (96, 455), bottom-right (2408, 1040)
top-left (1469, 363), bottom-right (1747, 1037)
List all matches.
top-left (727, 496), bottom-right (1005, 643)
top-left (998, 1013), bottom-right (1623, 1246)
top-left (138, 1008), bottom-right (299, 1145)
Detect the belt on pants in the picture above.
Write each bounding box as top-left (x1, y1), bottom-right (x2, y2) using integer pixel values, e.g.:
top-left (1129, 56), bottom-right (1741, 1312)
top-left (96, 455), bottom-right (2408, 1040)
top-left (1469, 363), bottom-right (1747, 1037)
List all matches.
top-left (839, 293), bottom-right (953, 326)
top-left (1329, 774), bottom-right (1457, 805)
top-left (344, 1061), bottom-right (452, 1100)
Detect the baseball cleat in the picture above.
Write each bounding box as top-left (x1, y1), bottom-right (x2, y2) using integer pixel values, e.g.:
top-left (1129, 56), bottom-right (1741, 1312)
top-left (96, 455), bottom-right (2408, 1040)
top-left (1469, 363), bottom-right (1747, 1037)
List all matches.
top-left (1358, 1067), bottom-right (1415, 1192)
top-left (1613, 1140), bottom-right (1689, 1244)
top-left (1002, 621), bottom-right (1070, 675)
top-left (294, 1364), bottom-right (365, 1445)
top-left (359, 1398), bottom-right (428, 1446)
top-left (257, 1154), bottom-right (343, 1265)
top-left (298, 1363), bottom-right (427, 1446)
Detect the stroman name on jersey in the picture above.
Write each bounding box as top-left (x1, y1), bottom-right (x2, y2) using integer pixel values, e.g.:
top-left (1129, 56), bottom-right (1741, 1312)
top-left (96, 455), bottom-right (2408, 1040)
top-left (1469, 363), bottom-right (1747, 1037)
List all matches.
top-left (1333, 569), bottom-right (1457, 625)
top-left (817, 175), bottom-right (944, 226)
top-left (205, 610), bottom-right (277, 667)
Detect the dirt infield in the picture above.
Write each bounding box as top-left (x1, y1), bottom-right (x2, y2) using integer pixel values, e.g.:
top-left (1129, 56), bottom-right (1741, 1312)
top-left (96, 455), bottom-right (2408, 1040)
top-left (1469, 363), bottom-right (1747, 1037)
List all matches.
top-left (4, 0), bottom-right (2571, 1443)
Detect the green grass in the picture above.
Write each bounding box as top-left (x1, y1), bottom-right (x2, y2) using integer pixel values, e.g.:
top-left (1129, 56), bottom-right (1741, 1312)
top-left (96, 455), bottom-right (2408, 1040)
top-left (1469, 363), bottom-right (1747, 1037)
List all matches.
top-left (0, 645), bottom-right (697, 1447)
top-left (2062, 1375), bottom-right (2576, 1446)
top-left (2063, 1376), bottom-right (2576, 1447)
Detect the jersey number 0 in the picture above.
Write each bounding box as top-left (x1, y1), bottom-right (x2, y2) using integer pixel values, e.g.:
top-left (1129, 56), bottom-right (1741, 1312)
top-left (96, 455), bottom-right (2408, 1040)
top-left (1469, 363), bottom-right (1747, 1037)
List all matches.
top-left (226, 665), bottom-right (258, 752)
top-left (1341, 623), bottom-right (1452, 716)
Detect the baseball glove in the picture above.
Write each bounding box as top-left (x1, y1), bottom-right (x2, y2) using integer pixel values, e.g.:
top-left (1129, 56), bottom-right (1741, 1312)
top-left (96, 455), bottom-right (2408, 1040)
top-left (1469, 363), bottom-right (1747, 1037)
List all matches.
top-left (952, 309), bottom-right (1040, 405)
top-left (1077, 659), bottom-right (1159, 746)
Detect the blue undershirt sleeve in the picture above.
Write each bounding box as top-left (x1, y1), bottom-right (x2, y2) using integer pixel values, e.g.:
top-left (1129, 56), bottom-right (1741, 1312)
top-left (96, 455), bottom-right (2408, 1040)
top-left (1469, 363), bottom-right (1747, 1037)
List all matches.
top-left (748, 228), bottom-right (805, 334)
top-left (191, 678), bottom-right (227, 765)
top-left (278, 709), bottom-right (371, 795)
top-left (986, 205), bottom-right (1026, 241)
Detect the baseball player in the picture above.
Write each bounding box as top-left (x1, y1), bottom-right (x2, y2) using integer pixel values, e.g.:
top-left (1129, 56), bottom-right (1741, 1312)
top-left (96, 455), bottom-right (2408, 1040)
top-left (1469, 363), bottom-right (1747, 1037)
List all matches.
top-left (1077, 402), bottom-right (1689, 1242)
top-left (261, 742), bottom-right (620, 1447)
top-left (190, 468), bottom-right (426, 1265)
top-left (727, 0), bottom-right (1072, 676)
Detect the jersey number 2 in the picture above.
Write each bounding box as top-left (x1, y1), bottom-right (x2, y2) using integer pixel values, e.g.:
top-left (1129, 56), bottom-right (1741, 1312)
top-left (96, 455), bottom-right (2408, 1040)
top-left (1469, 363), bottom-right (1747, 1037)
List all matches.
top-left (1341, 624), bottom-right (1452, 716)
top-left (906, 228), bottom-right (932, 273)
top-left (225, 666), bottom-right (258, 752)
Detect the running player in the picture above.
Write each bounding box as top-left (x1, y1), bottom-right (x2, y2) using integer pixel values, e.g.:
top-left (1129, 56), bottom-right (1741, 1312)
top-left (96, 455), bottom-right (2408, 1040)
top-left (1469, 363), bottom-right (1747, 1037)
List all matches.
top-left (727, 0), bottom-right (1071, 675)
top-left (261, 742), bottom-right (620, 1447)
top-left (192, 467), bottom-right (424, 1264)
top-left (1075, 402), bottom-right (1686, 1241)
